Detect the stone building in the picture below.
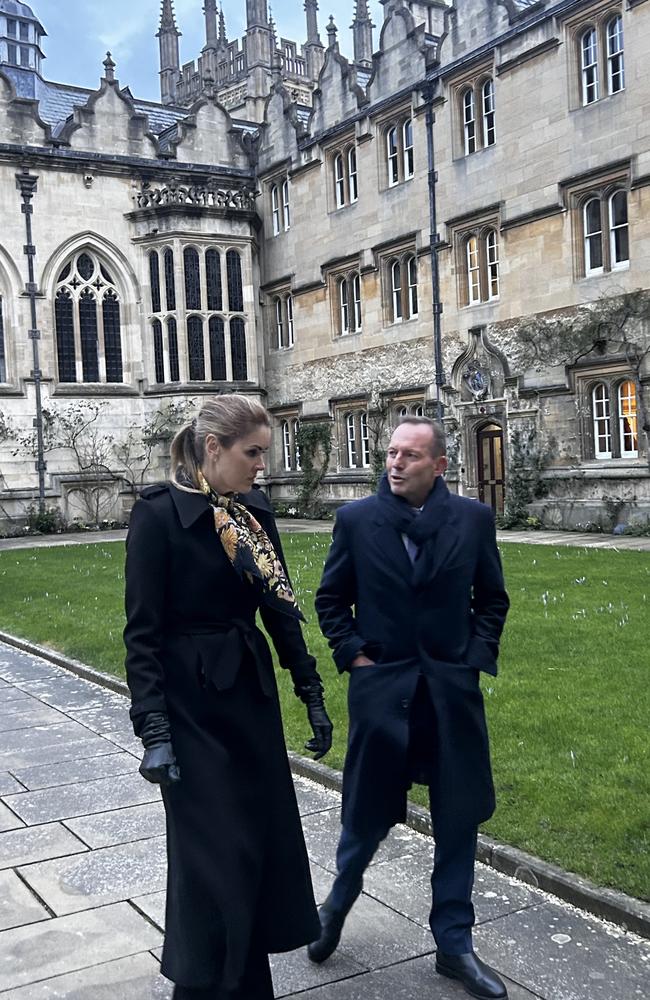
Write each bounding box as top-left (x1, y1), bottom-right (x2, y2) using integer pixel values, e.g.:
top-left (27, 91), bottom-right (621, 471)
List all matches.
top-left (0, 0), bottom-right (648, 530)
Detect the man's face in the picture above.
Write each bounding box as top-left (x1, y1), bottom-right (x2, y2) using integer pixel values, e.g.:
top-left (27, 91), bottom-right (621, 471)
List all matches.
top-left (385, 424), bottom-right (447, 507)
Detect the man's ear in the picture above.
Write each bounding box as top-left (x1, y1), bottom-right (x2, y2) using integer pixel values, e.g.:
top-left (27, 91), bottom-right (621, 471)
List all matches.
top-left (436, 455), bottom-right (449, 477)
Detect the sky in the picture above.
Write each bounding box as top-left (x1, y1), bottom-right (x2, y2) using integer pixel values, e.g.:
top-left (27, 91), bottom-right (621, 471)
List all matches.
top-left (33, 1), bottom-right (385, 102)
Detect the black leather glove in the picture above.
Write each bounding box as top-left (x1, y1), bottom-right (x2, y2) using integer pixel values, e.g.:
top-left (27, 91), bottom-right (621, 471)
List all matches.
top-left (295, 680), bottom-right (333, 760)
top-left (139, 711), bottom-right (181, 786)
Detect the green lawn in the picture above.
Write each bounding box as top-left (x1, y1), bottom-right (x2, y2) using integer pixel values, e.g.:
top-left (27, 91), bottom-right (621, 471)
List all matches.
top-left (0, 536), bottom-right (648, 900)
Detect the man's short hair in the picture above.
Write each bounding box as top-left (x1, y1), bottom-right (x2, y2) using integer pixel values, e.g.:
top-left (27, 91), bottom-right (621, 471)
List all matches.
top-left (396, 416), bottom-right (447, 458)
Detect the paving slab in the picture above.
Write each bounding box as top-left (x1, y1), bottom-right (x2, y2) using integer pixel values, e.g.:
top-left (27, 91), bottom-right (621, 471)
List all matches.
top-left (0, 723), bottom-right (117, 771)
top-left (363, 851), bottom-right (544, 928)
top-left (0, 953), bottom-right (171, 999)
top-left (0, 704), bottom-right (69, 734)
top-left (0, 658), bottom-right (61, 686)
top-left (324, 891), bottom-right (434, 971)
top-left (18, 835), bottom-right (167, 915)
top-left (300, 807), bottom-right (430, 874)
top-left (131, 890), bottom-right (166, 930)
top-left (278, 953), bottom-right (538, 1000)
top-left (11, 675), bottom-right (125, 714)
top-left (66, 702), bottom-right (132, 735)
top-left (474, 901), bottom-right (650, 1000)
top-left (12, 752), bottom-right (139, 791)
top-left (0, 802), bottom-right (23, 833)
top-left (4, 772), bottom-right (161, 825)
top-left (0, 870), bottom-right (50, 932)
top-left (0, 823), bottom-right (87, 870)
top-left (293, 774), bottom-right (341, 817)
top-left (272, 946), bottom-right (367, 996)
top-left (0, 772), bottom-right (25, 795)
top-left (0, 690), bottom-right (38, 705)
top-left (100, 729), bottom-right (144, 756)
top-left (63, 800), bottom-right (166, 849)
top-left (0, 901), bottom-right (162, 992)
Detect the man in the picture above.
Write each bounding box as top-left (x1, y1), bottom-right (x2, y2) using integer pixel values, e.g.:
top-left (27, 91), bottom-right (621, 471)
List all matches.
top-left (311, 417), bottom-right (510, 1000)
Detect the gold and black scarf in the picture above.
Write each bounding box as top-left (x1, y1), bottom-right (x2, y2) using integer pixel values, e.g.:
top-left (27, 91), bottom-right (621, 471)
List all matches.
top-left (198, 470), bottom-right (304, 621)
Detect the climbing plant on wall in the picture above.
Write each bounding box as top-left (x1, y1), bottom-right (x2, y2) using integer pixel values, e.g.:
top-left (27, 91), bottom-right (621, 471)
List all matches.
top-left (296, 421), bottom-right (332, 516)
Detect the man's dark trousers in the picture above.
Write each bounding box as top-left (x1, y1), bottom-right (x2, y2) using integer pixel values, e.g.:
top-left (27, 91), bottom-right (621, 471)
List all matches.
top-left (326, 677), bottom-right (478, 954)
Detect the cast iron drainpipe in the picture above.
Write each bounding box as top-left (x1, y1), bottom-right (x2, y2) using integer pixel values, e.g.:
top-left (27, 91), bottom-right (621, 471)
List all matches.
top-left (421, 79), bottom-right (446, 418)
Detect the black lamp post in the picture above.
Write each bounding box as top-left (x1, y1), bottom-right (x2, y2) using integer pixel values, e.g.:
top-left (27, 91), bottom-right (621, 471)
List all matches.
top-left (16, 167), bottom-right (47, 512)
top-left (421, 78), bottom-right (445, 418)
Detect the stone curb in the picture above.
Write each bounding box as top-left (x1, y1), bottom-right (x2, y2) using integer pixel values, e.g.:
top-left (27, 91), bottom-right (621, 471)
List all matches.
top-left (2, 629), bottom-right (648, 941)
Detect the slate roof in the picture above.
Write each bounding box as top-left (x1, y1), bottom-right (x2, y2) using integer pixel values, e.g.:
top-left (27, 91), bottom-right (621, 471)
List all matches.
top-left (1, 64), bottom-right (192, 136)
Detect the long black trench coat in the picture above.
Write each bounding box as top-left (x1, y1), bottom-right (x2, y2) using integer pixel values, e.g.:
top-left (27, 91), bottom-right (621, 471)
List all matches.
top-left (315, 477), bottom-right (510, 838)
top-left (124, 482), bottom-right (320, 990)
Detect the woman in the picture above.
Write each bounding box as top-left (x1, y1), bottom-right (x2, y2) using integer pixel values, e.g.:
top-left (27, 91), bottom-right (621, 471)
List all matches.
top-left (123, 395), bottom-right (332, 999)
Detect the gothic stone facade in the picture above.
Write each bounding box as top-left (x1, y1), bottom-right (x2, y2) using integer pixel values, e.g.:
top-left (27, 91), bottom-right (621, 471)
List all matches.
top-left (0, 0), bottom-right (649, 530)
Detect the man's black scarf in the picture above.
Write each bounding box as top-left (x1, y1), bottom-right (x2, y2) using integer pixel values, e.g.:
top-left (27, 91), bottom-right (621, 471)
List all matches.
top-left (376, 472), bottom-right (449, 557)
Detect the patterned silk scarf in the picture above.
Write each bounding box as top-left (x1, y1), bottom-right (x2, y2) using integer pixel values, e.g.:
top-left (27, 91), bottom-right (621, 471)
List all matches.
top-left (198, 470), bottom-right (304, 621)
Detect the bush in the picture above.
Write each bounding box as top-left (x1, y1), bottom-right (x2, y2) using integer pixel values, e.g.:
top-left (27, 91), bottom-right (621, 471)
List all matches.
top-left (25, 504), bottom-right (66, 535)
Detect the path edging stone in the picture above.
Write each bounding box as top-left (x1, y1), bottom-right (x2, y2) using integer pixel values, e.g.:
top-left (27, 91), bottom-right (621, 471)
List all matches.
top-left (2, 629), bottom-right (648, 940)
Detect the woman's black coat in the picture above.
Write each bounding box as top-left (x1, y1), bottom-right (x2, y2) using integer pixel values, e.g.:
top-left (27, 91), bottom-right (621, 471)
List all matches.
top-left (124, 482), bottom-right (320, 990)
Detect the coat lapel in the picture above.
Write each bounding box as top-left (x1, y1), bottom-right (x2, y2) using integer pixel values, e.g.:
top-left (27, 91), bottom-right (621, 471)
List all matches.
top-left (371, 509), bottom-right (414, 582)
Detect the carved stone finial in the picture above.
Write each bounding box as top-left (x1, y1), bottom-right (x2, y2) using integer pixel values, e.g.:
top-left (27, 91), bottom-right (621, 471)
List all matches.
top-left (326, 15), bottom-right (338, 49)
top-left (103, 52), bottom-right (116, 82)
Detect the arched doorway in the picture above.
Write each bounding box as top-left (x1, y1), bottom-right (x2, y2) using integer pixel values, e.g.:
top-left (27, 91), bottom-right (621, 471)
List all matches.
top-left (477, 423), bottom-right (505, 513)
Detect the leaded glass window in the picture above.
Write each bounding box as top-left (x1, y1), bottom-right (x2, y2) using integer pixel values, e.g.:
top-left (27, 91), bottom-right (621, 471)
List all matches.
top-left (206, 249), bottom-right (223, 311)
top-left (55, 289), bottom-right (75, 382)
top-left (168, 318), bottom-right (180, 382)
top-left (187, 315), bottom-right (205, 381)
top-left (209, 316), bottom-right (226, 380)
top-left (184, 247), bottom-right (202, 310)
top-left (149, 251), bottom-right (161, 313)
top-left (227, 250), bottom-right (244, 312)
top-left (54, 251), bottom-right (124, 383)
top-left (0, 295), bottom-right (6, 382)
top-left (153, 320), bottom-right (165, 383)
top-left (102, 291), bottom-right (123, 382)
top-left (231, 318), bottom-right (247, 380)
top-left (79, 290), bottom-right (99, 382)
top-left (164, 248), bottom-right (176, 311)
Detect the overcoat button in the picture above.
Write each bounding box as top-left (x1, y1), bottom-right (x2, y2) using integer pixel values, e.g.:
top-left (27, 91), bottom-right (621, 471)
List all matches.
top-left (401, 699), bottom-right (409, 709)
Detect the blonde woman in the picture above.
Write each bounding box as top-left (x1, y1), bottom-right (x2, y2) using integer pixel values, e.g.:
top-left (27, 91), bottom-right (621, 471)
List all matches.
top-left (124, 394), bottom-right (332, 999)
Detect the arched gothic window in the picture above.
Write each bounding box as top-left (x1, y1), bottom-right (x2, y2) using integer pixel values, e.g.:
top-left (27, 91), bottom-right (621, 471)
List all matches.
top-left (54, 251), bottom-right (123, 383)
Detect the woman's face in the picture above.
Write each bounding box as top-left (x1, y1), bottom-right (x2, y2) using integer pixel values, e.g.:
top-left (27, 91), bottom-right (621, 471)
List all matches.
top-left (203, 425), bottom-right (272, 496)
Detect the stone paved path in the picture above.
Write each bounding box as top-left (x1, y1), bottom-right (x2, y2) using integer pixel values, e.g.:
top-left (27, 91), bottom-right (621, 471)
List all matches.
top-left (0, 642), bottom-right (648, 998)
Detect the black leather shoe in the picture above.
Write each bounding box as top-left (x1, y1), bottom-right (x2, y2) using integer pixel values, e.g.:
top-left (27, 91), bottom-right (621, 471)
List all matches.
top-left (436, 950), bottom-right (507, 999)
top-left (307, 905), bottom-right (346, 963)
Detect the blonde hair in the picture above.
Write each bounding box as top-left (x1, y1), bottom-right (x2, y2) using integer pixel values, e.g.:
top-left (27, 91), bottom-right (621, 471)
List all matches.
top-left (170, 394), bottom-right (271, 489)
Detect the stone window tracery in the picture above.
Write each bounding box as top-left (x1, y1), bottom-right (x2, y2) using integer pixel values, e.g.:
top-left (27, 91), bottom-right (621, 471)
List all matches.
top-left (383, 115), bottom-right (414, 187)
top-left (331, 142), bottom-right (359, 209)
top-left (147, 244), bottom-right (248, 385)
top-left (574, 11), bottom-right (624, 107)
top-left (454, 224), bottom-right (500, 306)
top-left (383, 251), bottom-right (419, 324)
top-left (54, 251), bottom-right (123, 384)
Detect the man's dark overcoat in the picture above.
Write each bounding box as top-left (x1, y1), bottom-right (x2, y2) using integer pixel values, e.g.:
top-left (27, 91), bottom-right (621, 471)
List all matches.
top-left (316, 477), bottom-right (509, 838)
top-left (124, 482), bottom-right (320, 991)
